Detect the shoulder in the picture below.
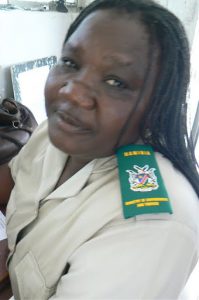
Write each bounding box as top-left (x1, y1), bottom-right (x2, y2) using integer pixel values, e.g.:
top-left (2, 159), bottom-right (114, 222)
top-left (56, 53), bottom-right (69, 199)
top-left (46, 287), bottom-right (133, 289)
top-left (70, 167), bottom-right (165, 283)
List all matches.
top-left (155, 152), bottom-right (199, 234)
top-left (102, 151), bottom-right (199, 238)
top-left (22, 119), bottom-right (49, 150)
top-left (12, 119), bottom-right (49, 155)
top-left (8, 120), bottom-right (50, 176)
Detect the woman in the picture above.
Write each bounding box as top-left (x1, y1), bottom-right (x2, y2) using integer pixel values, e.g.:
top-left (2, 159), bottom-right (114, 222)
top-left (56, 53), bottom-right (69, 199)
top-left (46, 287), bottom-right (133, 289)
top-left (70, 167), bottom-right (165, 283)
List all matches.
top-left (0, 0), bottom-right (199, 299)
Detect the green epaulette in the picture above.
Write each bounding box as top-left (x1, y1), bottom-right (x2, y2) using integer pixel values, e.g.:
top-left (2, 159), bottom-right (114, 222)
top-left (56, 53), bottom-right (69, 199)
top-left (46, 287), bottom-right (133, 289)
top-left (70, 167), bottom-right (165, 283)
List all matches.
top-left (116, 145), bottom-right (173, 219)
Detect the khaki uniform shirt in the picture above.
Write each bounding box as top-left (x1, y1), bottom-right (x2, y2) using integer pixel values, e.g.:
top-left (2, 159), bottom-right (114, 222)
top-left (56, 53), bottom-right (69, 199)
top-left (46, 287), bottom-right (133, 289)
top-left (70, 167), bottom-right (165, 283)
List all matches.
top-left (6, 121), bottom-right (199, 300)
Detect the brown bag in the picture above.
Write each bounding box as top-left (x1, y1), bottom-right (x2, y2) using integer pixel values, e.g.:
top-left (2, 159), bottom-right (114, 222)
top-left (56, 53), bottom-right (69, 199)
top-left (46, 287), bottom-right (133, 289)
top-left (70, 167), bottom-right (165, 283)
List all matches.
top-left (0, 98), bottom-right (38, 165)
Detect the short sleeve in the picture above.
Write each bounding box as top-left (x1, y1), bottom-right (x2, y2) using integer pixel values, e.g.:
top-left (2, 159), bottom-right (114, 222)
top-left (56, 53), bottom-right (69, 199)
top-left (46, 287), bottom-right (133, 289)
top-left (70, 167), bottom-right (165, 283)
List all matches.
top-left (50, 219), bottom-right (198, 299)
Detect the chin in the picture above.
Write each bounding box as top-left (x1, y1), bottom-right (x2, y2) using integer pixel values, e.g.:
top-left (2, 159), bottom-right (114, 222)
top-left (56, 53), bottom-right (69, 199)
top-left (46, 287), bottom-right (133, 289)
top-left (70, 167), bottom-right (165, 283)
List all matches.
top-left (48, 130), bottom-right (74, 154)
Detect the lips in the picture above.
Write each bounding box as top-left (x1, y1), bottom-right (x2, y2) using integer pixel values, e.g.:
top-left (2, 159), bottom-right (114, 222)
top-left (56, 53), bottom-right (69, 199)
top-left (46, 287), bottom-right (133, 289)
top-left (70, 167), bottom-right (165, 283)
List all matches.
top-left (56, 109), bottom-right (91, 133)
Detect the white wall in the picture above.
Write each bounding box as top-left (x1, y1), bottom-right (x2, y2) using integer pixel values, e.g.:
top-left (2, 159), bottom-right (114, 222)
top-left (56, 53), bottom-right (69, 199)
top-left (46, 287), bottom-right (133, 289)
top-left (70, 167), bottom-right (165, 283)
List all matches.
top-left (156, 0), bottom-right (199, 45)
top-left (0, 0), bottom-right (199, 99)
top-left (0, 10), bottom-right (78, 98)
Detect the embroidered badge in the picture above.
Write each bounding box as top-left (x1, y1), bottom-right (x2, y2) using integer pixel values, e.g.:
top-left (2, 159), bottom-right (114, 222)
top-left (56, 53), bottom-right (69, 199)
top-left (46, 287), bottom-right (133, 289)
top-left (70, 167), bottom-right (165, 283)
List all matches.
top-left (116, 145), bottom-right (173, 219)
top-left (126, 165), bottom-right (159, 192)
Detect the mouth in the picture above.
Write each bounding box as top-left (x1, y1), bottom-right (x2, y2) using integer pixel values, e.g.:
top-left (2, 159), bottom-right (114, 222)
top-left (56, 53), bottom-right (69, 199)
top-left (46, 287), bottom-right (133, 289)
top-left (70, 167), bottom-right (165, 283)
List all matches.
top-left (55, 110), bottom-right (91, 133)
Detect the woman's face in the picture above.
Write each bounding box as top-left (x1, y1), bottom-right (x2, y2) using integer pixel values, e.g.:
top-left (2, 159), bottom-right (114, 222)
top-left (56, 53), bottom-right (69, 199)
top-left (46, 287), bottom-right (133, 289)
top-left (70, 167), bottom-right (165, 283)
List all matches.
top-left (45, 10), bottom-right (159, 161)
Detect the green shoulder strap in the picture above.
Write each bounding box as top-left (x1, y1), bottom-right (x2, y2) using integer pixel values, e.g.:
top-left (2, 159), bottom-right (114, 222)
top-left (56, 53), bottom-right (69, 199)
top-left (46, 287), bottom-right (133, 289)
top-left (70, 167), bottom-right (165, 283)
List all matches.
top-left (116, 145), bottom-right (173, 219)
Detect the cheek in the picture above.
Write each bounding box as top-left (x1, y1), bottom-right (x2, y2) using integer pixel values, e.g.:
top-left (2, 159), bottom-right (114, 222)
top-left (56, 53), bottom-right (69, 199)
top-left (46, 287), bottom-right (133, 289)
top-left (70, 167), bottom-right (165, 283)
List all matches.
top-left (99, 102), bottom-right (134, 137)
top-left (44, 76), bottom-right (58, 114)
top-left (109, 100), bottom-right (149, 147)
top-left (120, 105), bottom-right (149, 144)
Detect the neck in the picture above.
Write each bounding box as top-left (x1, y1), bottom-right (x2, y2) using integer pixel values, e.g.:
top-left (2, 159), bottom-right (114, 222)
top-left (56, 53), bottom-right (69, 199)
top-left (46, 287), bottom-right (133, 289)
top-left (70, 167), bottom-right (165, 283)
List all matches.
top-left (67, 155), bottom-right (92, 174)
top-left (55, 155), bottom-right (92, 189)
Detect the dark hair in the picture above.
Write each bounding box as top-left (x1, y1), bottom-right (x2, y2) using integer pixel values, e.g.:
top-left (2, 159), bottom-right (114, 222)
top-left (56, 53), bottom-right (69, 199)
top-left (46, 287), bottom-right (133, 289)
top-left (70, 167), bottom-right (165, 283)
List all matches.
top-left (64, 0), bottom-right (199, 197)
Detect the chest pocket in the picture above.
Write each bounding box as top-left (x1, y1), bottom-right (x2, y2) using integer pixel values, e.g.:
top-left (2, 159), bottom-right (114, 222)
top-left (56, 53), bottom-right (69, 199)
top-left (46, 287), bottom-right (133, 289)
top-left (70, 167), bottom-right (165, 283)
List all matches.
top-left (15, 251), bottom-right (55, 300)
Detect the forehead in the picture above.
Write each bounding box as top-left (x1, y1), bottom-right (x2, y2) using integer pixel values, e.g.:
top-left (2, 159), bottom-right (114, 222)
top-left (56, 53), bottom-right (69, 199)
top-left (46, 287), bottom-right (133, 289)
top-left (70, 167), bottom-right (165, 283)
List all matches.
top-left (65, 10), bottom-right (151, 66)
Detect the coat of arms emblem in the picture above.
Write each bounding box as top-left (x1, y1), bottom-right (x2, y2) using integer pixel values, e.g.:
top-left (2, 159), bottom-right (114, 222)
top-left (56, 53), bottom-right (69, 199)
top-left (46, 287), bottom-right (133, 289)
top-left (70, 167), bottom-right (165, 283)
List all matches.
top-left (126, 165), bottom-right (159, 192)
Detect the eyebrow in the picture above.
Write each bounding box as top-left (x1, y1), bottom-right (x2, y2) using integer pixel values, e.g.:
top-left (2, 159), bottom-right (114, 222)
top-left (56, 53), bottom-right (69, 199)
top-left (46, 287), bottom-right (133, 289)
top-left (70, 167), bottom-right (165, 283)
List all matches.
top-left (63, 43), bottom-right (135, 67)
top-left (102, 54), bottom-right (134, 67)
top-left (62, 43), bottom-right (79, 56)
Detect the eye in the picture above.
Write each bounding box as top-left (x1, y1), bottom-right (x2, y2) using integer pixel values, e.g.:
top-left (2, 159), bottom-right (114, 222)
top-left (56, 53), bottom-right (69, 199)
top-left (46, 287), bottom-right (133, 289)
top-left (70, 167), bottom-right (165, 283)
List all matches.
top-left (61, 57), bottom-right (78, 69)
top-left (105, 77), bottom-right (127, 89)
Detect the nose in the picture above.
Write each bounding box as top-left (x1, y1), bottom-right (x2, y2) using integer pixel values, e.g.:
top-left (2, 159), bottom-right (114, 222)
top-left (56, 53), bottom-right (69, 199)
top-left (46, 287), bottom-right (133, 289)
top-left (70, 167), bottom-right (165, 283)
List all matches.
top-left (58, 80), bottom-right (96, 110)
